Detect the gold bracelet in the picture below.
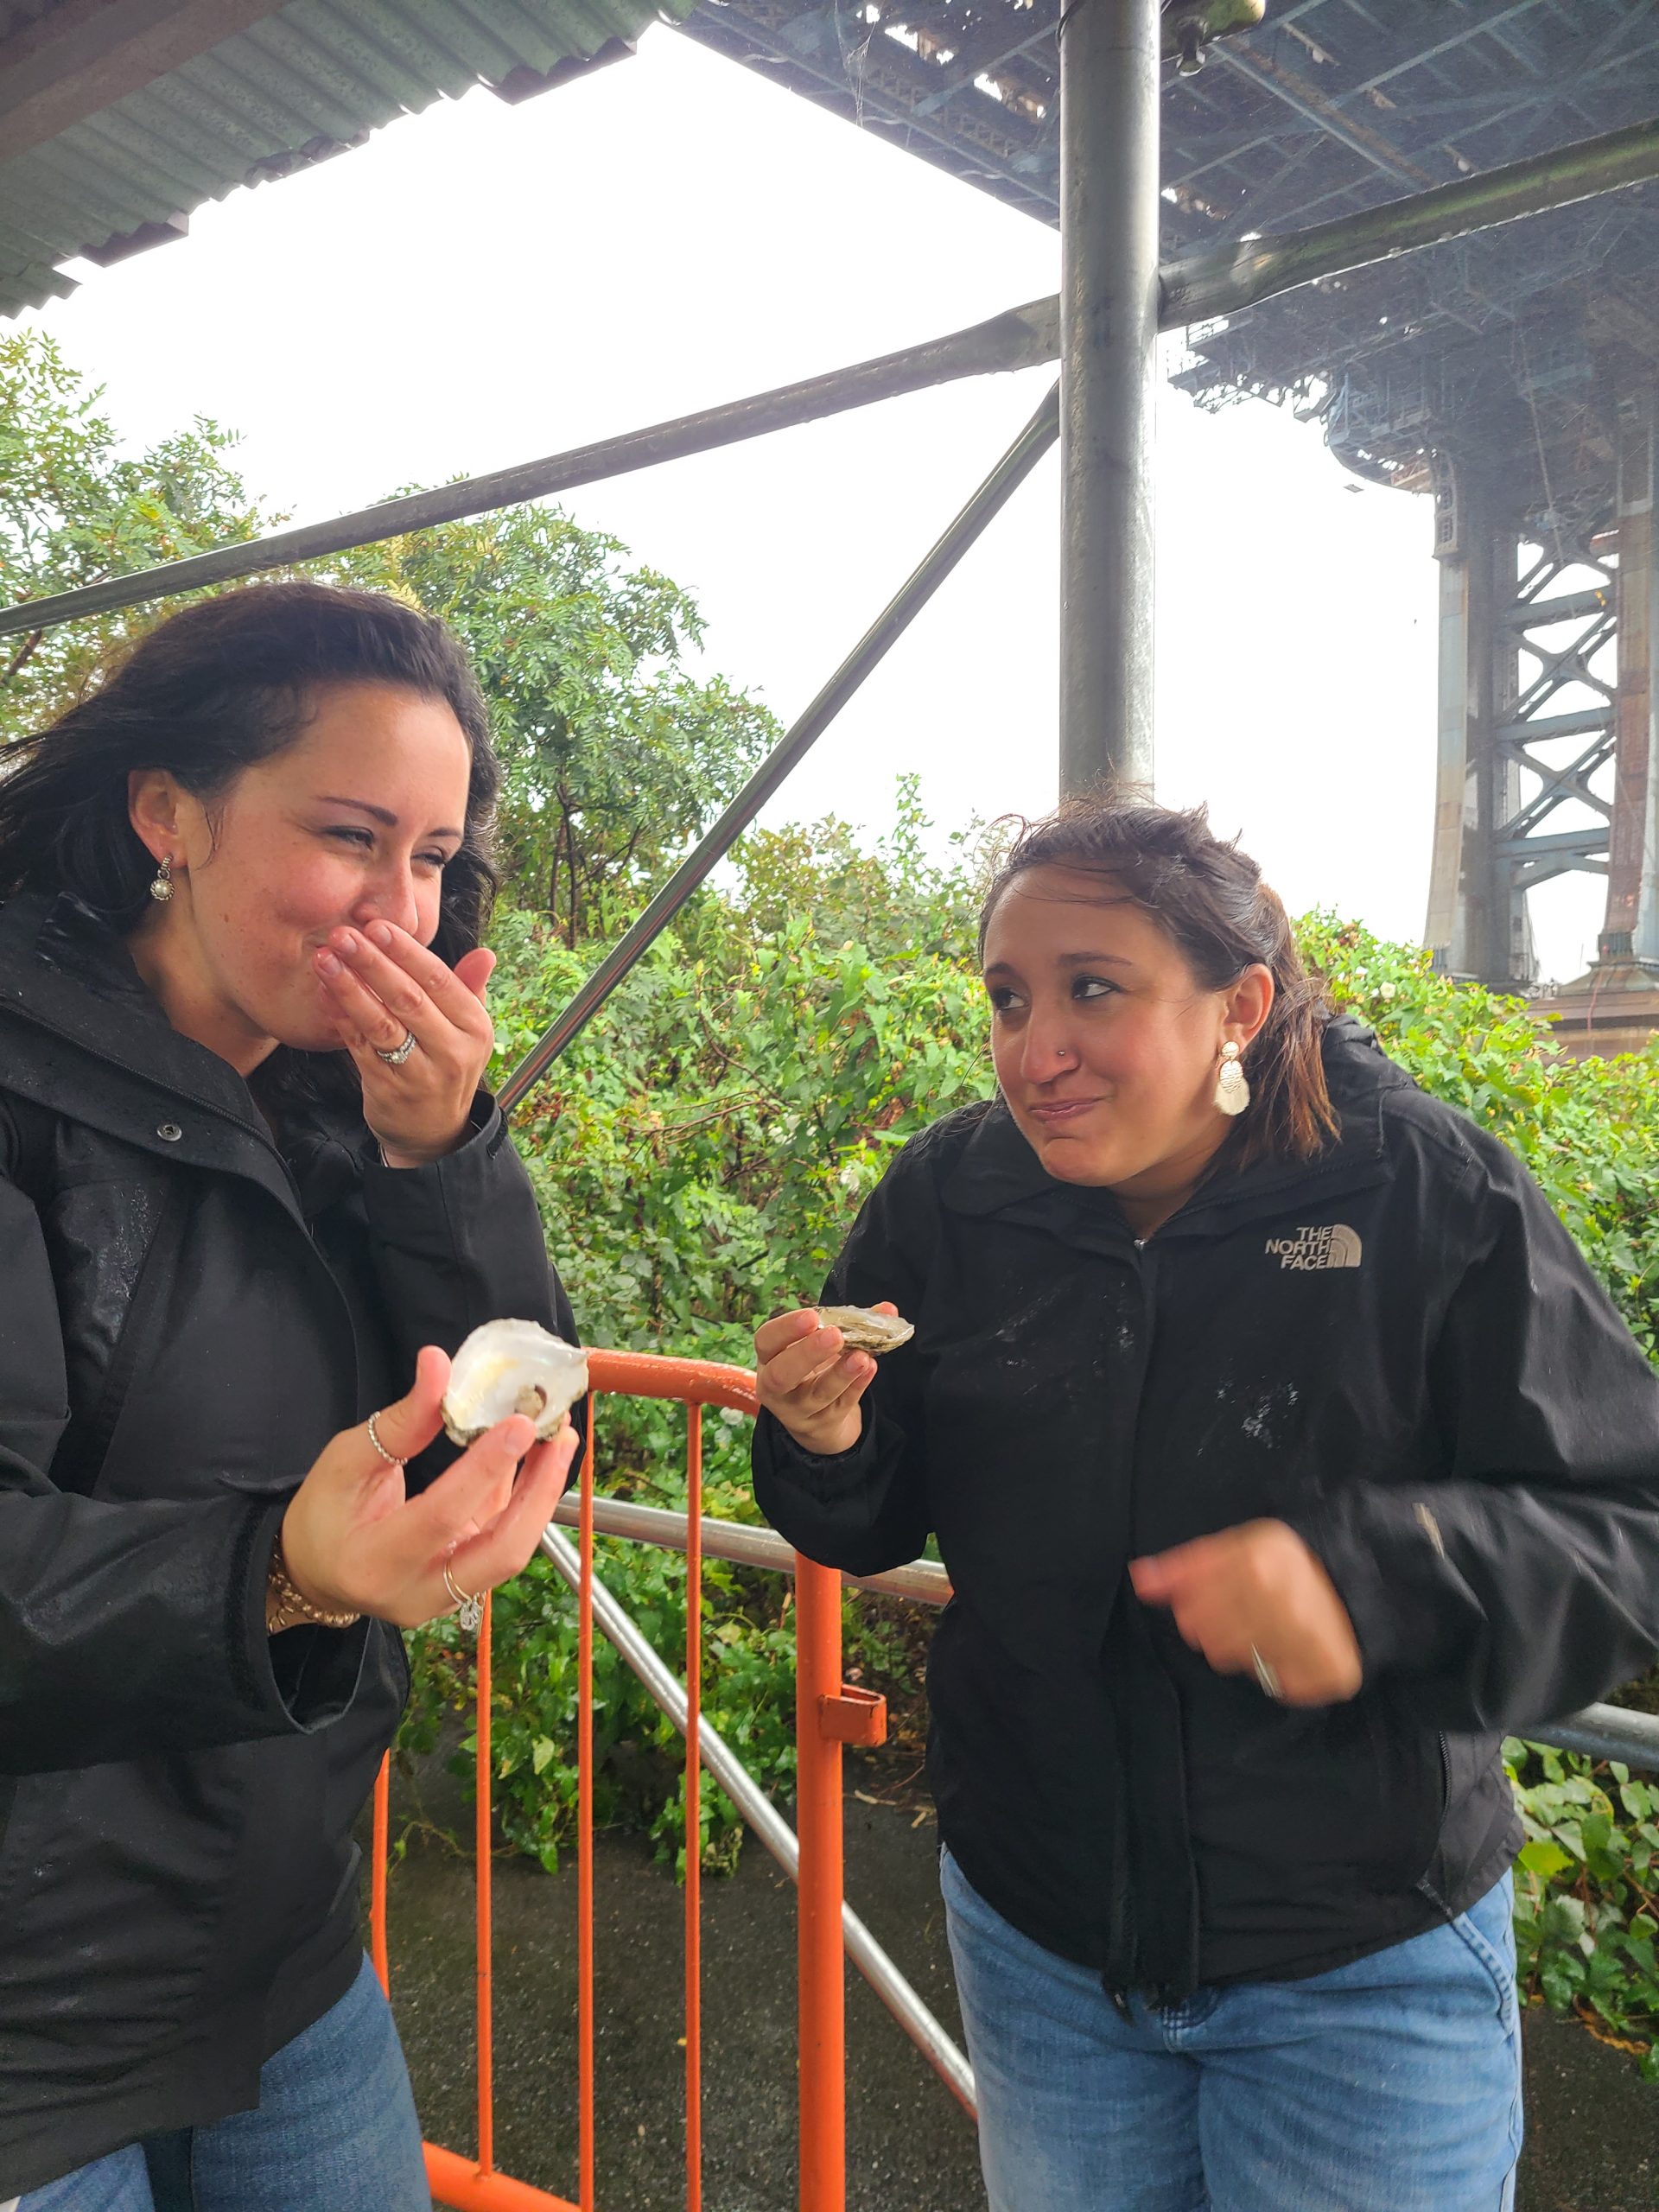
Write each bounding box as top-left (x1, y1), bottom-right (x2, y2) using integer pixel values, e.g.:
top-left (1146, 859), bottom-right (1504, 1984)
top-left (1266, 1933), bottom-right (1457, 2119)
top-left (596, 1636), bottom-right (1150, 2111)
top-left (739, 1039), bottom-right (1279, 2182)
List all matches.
top-left (265, 1530), bottom-right (361, 1634)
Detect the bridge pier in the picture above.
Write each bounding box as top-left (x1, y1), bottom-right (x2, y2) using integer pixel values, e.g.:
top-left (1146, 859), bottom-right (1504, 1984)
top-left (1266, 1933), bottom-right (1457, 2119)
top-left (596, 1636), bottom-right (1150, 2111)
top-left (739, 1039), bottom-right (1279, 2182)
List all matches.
top-left (1602, 392), bottom-right (1659, 970)
top-left (1422, 372), bottom-right (1659, 996)
top-left (1424, 464), bottom-right (1537, 989)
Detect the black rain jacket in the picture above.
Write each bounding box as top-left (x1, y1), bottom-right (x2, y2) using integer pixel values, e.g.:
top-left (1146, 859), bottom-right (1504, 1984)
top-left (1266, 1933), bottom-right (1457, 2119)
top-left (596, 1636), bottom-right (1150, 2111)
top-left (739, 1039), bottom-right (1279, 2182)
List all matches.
top-left (753, 1017), bottom-right (1659, 2000)
top-left (0, 893), bottom-right (575, 2196)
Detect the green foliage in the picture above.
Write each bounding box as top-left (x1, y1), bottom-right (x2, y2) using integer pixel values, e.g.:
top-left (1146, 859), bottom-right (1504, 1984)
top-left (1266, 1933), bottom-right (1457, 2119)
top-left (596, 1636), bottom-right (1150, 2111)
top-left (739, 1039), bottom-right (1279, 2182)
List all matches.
top-left (486, 786), bottom-right (995, 1362)
top-left (327, 507), bottom-right (779, 945)
top-left (402, 1536), bottom-right (800, 1874)
top-left (0, 329), bottom-right (271, 738)
top-left (734, 773), bottom-right (998, 963)
top-left (1300, 914), bottom-right (1659, 1357)
top-left (1506, 1740), bottom-right (1659, 2079)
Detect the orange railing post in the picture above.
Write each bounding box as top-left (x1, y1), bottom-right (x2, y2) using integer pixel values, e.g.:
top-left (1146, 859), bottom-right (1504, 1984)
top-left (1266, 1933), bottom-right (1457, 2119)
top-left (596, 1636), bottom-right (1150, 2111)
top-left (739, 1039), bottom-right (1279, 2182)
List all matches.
top-left (476, 1590), bottom-right (495, 2177)
top-left (578, 1394), bottom-right (597, 2212)
top-left (684, 1401), bottom-right (703, 2212)
top-left (375, 1352), bottom-right (872, 2212)
top-left (371, 1752), bottom-right (391, 1996)
top-left (794, 1555), bottom-right (847, 2212)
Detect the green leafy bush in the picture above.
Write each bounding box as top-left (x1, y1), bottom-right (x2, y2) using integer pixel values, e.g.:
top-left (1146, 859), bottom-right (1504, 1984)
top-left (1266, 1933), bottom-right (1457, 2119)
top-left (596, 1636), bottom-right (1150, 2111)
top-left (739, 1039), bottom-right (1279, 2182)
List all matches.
top-left (1300, 914), bottom-right (1659, 1355)
top-left (1507, 1740), bottom-right (1659, 2079)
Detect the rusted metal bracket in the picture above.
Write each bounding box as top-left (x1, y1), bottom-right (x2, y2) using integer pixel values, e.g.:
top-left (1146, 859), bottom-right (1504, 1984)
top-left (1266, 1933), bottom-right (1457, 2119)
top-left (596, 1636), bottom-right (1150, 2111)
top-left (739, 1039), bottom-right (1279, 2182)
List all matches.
top-left (818, 1688), bottom-right (887, 1746)
top-left (1161, 3), bottom-right (1265, 78)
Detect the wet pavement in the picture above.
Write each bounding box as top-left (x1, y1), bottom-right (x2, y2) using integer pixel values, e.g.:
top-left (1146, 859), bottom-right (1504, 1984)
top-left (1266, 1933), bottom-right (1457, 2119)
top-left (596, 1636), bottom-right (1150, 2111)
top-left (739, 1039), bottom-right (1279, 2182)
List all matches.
top-left (380, 1783), bottom-right (1658, 2211)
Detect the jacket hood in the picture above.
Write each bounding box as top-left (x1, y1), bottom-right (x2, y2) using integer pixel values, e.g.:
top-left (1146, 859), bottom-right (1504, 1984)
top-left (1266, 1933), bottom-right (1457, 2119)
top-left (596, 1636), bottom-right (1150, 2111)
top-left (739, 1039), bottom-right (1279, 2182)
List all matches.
top-left (0, 893), bottom-right (364, 1216)
top-left (1, 892), bottom-right (252, 1119)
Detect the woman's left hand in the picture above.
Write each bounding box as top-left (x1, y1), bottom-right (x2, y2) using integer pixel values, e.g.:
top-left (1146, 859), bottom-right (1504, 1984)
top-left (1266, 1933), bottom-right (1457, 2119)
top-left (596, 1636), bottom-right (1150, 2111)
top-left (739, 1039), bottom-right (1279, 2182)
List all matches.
top-left (1128, 1519), bottom-right (1363, 1707)
top-left (314, 921), bottom-right (496, 1166)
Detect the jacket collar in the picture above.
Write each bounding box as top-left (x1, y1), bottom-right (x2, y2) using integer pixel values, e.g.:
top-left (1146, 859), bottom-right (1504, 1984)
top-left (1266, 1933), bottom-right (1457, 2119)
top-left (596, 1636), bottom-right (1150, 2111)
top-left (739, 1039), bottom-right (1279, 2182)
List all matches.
top-left (941, 1016), bottom-right (1395, 1243)
top-left (0, 892), bottom-right (275, 1128)
top-left (0, 893), bottom-right (361, 1217)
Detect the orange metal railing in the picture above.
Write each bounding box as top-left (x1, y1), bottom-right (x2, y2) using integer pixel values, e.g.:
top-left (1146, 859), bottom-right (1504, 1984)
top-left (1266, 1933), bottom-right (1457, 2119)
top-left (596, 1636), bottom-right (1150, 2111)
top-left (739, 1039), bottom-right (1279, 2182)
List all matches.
top-left (369, 1350), bottom-right (870, 2212)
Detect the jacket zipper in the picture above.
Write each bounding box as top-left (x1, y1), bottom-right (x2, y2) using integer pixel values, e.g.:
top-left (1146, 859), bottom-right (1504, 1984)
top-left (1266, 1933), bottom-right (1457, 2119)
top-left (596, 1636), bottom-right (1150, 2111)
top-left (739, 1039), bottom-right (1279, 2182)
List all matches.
top-left (1104, 1234), bottom-right (1158, 1993)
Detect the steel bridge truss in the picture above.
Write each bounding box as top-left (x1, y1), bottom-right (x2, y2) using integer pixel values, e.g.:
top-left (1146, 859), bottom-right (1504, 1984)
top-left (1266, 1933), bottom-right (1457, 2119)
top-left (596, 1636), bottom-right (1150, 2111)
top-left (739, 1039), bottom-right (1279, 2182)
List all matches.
top-left (1427, 391), bottom-right (1659, 985)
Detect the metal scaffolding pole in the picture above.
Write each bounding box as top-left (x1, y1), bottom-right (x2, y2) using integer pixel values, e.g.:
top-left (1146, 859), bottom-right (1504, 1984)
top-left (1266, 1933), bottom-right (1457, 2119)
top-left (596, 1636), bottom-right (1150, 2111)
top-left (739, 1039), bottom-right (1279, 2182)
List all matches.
top-left (1605, 391), bottom-right (1659, 969)
top-left (1058, 0), bottom-right (1160, 798)
top-left (0, 301), bottom-right (1060, 639)
top-left (1160, 117), bottom-right (1659, 327)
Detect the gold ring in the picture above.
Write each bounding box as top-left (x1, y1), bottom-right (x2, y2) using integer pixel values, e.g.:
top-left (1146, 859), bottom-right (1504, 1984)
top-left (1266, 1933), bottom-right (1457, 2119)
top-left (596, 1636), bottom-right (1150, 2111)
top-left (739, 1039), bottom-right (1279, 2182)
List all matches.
top-left (443, 1548), bottom-right (484, 1633)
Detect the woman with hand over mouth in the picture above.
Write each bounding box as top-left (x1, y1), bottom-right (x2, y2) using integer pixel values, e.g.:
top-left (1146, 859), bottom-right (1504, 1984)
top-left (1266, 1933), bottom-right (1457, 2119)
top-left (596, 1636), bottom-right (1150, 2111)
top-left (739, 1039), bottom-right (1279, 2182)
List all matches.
top-left (0, 584), bottom-right (580, 2210)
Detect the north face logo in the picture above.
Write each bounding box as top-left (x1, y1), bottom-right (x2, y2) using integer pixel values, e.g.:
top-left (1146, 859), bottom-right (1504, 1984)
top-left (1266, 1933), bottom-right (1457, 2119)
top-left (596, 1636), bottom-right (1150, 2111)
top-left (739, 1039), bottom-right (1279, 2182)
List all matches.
top-left (1265, 1224), bottom-right (1363, 1271)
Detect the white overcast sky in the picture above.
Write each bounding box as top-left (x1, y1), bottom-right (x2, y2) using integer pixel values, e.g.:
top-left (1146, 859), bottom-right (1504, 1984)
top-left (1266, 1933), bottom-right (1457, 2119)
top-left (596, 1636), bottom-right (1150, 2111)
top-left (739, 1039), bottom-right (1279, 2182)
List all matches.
top-left (22, 25), bottom-right (1605, 980)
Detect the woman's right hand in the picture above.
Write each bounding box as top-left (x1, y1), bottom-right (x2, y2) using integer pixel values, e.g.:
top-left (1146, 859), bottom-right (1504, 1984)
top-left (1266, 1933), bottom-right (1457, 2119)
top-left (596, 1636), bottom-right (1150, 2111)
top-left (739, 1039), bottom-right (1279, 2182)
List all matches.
top-left (277, 1346), bottom-right (581, 1630)
top-left (755, 1305), bottom-right (893, 1456)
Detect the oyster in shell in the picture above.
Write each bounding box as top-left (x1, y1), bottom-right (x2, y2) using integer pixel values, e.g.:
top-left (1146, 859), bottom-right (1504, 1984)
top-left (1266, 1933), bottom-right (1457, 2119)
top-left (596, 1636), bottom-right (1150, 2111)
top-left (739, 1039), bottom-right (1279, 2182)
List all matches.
top-left (817, 1305), bottom-right (914, 1355)
top-left (442, 1319), bottom-right (588, 1446)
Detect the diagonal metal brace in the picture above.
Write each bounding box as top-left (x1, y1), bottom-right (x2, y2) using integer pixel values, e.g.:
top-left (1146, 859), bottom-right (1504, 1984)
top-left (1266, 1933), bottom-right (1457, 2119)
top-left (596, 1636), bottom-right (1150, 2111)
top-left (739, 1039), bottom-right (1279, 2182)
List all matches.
top-left (497, 381), bottom-right (1060, 1112)
top-left (7, 118), bottom-right (1659, 643)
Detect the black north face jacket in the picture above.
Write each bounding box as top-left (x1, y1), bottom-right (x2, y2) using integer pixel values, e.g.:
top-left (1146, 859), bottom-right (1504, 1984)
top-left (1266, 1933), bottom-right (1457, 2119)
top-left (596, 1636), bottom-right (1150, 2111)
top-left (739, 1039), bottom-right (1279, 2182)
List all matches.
top-left (0, 893), bottom-right (574, 2196)
top-left (753, 1017), bottom-right (1659, 1999)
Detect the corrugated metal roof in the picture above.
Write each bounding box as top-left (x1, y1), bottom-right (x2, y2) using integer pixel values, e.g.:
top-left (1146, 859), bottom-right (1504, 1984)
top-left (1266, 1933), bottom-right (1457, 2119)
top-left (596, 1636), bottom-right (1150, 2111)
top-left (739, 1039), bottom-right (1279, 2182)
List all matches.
top-left (0, 0), bottom-right (690, 321)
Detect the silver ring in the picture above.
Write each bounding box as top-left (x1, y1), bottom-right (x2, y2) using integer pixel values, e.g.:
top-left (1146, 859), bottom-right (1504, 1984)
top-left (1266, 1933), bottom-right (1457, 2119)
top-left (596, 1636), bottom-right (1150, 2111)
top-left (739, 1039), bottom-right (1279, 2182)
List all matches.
top-left (1250, 1644), bottom-right (1283, 1700)
top-left (374, 1029), bottom-right (417, 1066)
top-left (365, 1410), bottom-right (405, 1467)
top-left (443, 1549), bottom-right (484, 1633)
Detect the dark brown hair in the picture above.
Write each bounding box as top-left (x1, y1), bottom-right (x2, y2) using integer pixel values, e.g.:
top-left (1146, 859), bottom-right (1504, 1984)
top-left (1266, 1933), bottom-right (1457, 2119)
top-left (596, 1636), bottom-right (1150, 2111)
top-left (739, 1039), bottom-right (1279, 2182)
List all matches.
top-left (0, 581), bottom-right (501, 1122)
top-left (0, 580), bottom-right (499, 960)
top-left (978, 796), bottom-right (1337, 1170)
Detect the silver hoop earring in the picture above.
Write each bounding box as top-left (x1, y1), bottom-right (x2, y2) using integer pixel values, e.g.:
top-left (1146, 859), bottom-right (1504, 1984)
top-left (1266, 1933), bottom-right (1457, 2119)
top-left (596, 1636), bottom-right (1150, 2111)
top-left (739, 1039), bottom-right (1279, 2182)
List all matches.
top-left (1215, 1040), bottom-right (1250, 1117)
top-left (149, 855), bottom-right (175, 904)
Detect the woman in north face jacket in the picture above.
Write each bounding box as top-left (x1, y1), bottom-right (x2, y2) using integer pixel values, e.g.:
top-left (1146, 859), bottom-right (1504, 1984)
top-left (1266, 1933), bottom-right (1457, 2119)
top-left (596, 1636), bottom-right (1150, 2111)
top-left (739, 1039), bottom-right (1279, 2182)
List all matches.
top-left (753, 798), bottom-right (1659, 2212)
top-left (0, 585), bottom-right (580, 2208)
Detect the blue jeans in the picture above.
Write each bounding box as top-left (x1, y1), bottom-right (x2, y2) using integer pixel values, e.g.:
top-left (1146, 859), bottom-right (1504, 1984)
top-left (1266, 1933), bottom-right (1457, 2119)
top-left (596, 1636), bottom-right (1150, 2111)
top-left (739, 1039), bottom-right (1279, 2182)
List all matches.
top-left (16, 1956), bottom-right (429, 2212)
top-left (942, 1847), bottom-right (1522, 2212)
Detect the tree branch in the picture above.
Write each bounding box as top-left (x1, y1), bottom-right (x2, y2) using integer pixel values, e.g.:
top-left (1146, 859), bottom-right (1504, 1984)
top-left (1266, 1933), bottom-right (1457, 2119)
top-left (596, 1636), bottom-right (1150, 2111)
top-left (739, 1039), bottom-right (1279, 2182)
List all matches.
top-left (3, 627), bottom-right (45, 684)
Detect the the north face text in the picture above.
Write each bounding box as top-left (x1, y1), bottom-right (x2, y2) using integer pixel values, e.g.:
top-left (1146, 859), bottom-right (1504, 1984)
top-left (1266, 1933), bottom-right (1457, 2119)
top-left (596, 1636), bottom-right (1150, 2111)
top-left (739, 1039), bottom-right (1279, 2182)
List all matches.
top-left (1265, 1224), bottom-right (1363, 1271)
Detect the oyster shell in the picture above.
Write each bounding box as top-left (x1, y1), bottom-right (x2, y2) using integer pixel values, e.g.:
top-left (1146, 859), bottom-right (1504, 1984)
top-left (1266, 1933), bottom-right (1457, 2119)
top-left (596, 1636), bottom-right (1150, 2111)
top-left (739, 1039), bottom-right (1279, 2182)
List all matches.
top-left (817, 1305), bottom-right (915, 1355)
top-left (442, 1319), bottom-right (588, 1446)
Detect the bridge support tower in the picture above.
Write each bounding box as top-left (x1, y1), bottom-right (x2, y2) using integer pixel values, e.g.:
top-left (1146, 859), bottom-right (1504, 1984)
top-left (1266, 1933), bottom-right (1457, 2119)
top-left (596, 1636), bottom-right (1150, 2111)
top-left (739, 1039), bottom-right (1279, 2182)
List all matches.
top-left (1426, 386), bottom-right (1659, 996)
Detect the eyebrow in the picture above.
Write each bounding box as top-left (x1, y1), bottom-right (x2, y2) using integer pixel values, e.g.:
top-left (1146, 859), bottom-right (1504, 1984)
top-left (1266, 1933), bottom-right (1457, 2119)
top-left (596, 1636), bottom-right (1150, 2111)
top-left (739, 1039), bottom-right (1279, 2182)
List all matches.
top-left (982, 951), bottom-right (1135, 977)
top-left (317, 795), bottom-right (463, 841)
